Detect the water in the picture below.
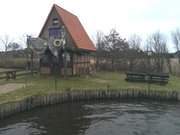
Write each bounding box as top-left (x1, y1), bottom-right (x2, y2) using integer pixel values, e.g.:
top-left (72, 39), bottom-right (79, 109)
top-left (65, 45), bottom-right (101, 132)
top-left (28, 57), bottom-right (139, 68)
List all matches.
top-left (0, 101), bottom-right (180, 135)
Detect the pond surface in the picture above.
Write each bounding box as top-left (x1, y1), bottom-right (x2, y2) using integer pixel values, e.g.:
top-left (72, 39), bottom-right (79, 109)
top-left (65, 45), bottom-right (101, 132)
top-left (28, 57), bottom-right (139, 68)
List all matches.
top-left (0, 101), bottom-right (180, 135)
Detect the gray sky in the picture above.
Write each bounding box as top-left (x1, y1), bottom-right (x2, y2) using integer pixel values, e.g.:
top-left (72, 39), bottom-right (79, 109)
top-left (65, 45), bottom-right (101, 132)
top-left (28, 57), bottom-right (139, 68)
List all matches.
top-left (0, 0), bottom-right (180, 51)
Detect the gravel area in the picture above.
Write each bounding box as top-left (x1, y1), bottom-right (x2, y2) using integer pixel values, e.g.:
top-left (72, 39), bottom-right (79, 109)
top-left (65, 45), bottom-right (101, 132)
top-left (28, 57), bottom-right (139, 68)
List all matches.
top-left (0, 83), bottom-right (24, 94)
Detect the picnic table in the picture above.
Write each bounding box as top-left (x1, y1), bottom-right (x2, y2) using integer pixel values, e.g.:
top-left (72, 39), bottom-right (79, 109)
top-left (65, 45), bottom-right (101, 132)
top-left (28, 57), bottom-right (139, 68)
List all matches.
top-left (125, 72), bottom-right (169, 85)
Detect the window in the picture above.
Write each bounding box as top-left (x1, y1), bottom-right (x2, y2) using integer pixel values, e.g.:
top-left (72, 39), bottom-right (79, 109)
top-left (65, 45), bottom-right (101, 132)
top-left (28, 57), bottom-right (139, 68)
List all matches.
top-left (52, 18), bottom-right (59, 25)
top-left (49, 27), bottom-right (61, 38)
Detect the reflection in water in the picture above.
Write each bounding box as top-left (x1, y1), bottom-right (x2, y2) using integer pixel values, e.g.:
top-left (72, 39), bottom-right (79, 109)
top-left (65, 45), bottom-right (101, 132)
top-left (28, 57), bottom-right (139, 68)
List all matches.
top-left (0, 101), bottom-right (180, 135)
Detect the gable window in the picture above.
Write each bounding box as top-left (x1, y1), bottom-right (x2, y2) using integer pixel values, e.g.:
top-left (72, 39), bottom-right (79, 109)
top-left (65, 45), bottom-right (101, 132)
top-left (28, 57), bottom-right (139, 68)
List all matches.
top-left (49, 27), bottom-right (61, 38)
top-left (49, 25), bottom-right (66, 39)
top-left (52, 18), bottom-right (59, 26)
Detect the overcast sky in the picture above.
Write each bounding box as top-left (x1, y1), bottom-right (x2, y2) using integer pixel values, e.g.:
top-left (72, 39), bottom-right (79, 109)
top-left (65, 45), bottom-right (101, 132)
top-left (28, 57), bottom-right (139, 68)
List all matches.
top-left (0, 0), bottom-right (180, 51)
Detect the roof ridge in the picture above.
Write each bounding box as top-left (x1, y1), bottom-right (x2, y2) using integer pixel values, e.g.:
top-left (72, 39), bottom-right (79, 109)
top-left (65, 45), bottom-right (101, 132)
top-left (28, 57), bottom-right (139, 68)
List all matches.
top-left (53, 4), bottom-right (78, 18)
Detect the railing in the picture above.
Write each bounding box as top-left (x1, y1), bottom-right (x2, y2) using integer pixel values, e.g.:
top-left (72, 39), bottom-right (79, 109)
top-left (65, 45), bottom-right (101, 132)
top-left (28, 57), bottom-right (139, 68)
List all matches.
top-left (0, 69), bottom-right (37, 80)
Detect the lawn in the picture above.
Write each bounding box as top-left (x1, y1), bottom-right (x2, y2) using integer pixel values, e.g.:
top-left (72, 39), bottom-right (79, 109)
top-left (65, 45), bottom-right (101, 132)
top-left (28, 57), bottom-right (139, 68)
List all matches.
top-left (0, 72), bottom-right (180, 104)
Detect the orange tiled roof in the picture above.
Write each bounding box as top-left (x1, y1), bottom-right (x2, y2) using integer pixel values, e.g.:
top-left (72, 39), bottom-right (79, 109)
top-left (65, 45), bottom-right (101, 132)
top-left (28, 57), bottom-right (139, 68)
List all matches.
top-left (39, 4), bottom-right (96, 51)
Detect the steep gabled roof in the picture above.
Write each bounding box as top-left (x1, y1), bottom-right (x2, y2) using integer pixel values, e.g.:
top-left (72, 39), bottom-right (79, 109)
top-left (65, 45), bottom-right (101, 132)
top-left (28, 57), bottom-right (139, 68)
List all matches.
top-left (39, 4), bottom-right (96, 51)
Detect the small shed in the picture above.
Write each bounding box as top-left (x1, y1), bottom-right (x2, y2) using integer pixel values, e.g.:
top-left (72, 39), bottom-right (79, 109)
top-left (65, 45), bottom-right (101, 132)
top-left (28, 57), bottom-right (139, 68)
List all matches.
top-left (37, 4), bottom-right (96, 76)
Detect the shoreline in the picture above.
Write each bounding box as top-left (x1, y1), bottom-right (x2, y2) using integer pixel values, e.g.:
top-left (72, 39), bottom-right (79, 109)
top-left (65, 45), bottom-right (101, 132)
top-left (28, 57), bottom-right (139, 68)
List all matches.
top-left (0, 88), bottom-right (180, 120)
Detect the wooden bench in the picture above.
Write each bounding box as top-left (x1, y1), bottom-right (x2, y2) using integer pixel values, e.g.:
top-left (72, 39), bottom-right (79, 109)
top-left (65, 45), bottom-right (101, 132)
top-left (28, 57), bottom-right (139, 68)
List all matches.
top-left (126, 72), bottom-right (146, 82)
top-left (125, 72), bottom-right (169, 84)
top-left (148, 73), bottom-right (169, 84)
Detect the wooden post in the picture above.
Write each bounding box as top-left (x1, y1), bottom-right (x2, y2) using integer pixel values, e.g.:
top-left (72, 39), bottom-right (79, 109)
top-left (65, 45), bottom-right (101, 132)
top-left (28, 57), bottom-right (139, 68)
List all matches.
top-left (71, 53), bottom-right (74, 76)
top-left (31, 50), bottom-right (34, 75)
top-left (63, 50), bottom-right (67, 78)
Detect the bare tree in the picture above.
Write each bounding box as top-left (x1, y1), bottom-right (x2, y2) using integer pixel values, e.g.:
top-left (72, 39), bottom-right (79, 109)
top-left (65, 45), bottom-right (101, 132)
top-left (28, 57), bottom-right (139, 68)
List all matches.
top-left (0, 35), bottom-right (13, 52)
top-left (96, 31), bottom-right (107, 53)
top-left (129, 34), bottom-right (141, 50)
top-left (172, 29), bottom-right (180, 63)
top-left (146, 31), bottom-right (169, 72)
top-left (95, 31), bottom-right (106, 70)
top-left (19, 34), bottom-right (31, 49)
top-left (127, 34), bottom-right (142, 71)
top-left (7, 42), bottom-right (22, 51)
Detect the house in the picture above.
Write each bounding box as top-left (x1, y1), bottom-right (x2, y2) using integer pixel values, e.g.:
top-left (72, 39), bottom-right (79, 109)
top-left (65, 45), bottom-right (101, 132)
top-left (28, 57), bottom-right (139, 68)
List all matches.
top-left (38, 4), bottom-right (96, 76)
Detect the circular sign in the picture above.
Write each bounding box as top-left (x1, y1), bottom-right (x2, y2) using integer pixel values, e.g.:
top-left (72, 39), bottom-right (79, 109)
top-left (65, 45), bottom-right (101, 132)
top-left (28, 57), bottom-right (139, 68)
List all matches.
top-left (53, 39), bottom-right (66, 47)
top-left (53, 39), bottom-right (61, 47)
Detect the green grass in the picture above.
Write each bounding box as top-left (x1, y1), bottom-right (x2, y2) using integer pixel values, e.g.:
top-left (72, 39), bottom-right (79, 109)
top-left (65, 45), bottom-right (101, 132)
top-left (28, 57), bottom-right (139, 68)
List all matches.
top-left (0, 72), bottom-right (180, 104)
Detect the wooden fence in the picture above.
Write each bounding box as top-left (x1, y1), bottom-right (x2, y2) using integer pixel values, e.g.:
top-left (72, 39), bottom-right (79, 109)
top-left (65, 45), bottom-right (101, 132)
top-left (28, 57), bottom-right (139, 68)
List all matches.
top-left (0, 70), bottom-right (37, 80)
top-left (0, 88), bottom-right (180, 119)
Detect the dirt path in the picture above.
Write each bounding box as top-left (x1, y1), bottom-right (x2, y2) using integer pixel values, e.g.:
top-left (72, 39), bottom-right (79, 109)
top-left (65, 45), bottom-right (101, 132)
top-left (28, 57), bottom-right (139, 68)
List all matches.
top-left (0, 83), bottom-right (24, 94)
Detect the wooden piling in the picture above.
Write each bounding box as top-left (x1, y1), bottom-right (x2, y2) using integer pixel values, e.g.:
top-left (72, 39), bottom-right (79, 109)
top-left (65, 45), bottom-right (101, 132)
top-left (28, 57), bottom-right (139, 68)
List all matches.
top-left (0, 88), bottom-right (180, 120)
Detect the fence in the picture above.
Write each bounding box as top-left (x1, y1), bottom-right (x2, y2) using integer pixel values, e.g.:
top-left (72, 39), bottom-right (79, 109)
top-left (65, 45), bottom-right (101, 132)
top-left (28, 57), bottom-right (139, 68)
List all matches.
top-left (0, 88), bottom-right (180, 120)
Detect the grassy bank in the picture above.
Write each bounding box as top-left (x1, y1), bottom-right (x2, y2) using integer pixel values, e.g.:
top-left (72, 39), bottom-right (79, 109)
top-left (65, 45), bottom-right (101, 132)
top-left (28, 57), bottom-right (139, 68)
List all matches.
top-left (0, 72), bottom-right (180, 104)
